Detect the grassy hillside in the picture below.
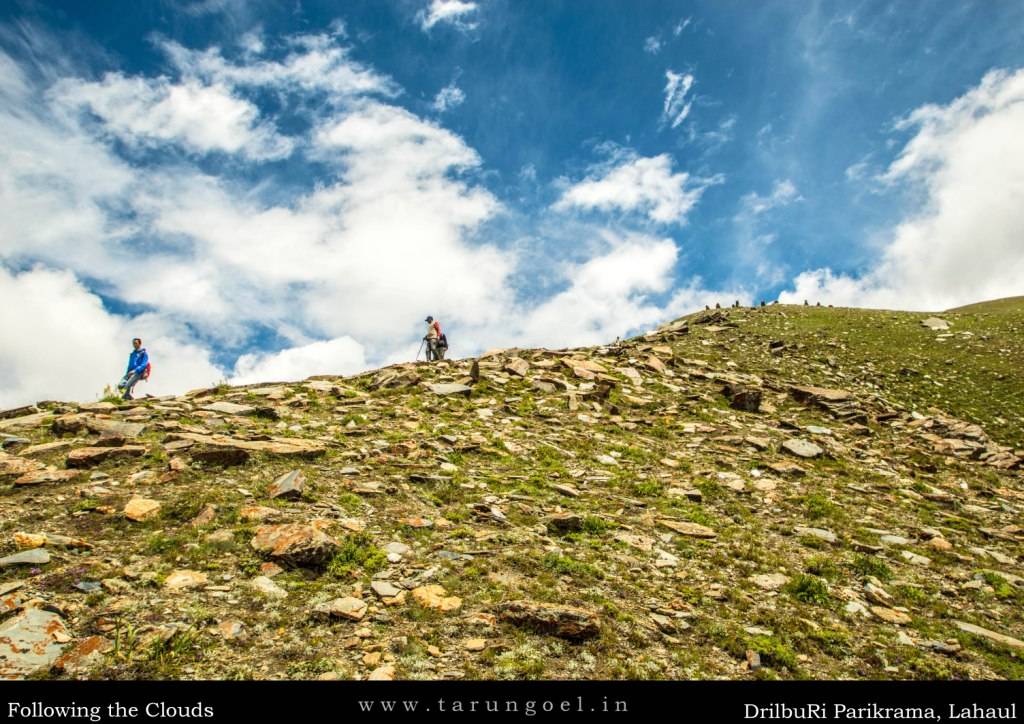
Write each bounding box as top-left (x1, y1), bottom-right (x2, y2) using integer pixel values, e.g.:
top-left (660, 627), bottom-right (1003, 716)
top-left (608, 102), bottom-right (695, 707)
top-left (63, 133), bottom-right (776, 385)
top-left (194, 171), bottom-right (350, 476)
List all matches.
top-left (0, 300), bottom-right (1021, 681)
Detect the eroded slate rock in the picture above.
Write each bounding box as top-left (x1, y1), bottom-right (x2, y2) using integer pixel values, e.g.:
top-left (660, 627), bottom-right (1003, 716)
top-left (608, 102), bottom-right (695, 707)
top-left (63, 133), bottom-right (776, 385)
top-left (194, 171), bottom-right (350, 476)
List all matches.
top-left (66, 446), bottom-right (146, 468)
top-left (269, 470), bottom-right (305, 500)
top-left (428, 383), bottom-right (472, 397)
top-left (0, 606), bottom-right (69, 679)
top-left (250, 524), bottom-right (339, 567)
top-left (497, 600), bottom-right (600, 641)
top-left (312, 596), bottom-right (367, 621)
top-left (0, 549), bottom-right (50, 568)
top-left (782, 438), bottom-right (823, 459)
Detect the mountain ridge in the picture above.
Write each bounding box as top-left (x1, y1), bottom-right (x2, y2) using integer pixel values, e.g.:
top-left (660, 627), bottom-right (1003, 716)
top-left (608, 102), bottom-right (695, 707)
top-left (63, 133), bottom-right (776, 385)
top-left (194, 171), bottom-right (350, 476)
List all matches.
top-left (0, 299), bottom-right (1021, 680)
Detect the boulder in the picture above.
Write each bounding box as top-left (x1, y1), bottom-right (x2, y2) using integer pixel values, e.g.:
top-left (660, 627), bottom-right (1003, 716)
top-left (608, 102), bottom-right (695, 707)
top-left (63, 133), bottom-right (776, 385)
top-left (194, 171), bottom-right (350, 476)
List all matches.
top-left (250, 524), bottom-right (339, 567)
top-left (124, 497), bottom-right (161, 522)
top-left (723, 384), bottom-right (762, 412)
top-left (268, 470), bottom-right (306, 500)
top-left (545, 513), bottom-right (584, 535)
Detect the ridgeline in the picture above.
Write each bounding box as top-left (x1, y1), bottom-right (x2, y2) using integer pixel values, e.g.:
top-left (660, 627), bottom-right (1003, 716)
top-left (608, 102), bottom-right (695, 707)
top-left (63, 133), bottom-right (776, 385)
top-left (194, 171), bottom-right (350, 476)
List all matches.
top-left (1, 299), bottom-right (1022, 680)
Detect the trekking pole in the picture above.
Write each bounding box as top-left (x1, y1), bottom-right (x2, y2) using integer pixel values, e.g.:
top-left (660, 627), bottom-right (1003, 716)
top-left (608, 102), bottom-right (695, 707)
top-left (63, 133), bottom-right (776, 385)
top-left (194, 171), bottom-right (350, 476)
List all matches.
top-left (416, 339), bottom-right (424, 361)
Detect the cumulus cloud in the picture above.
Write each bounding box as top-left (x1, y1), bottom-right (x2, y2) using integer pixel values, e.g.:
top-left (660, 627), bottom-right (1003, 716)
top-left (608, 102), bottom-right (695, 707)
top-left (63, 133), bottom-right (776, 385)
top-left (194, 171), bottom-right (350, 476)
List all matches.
top-left (505, 232), bottom-right (750, 349)
top-left (52, 73), bottom-right (293, 159)
top-left (417, 0), bottom-right (479, 31)
top-left (231, 337), bottom-right (367, 384)
top-left (0, 27), bottom-right (736, 408)
top-left (553, 152), bottom-right (717, 225)
top-left (662, 70), bottom-right (695, 128)
top-left (432, 81), bottom-right (465, 112)
top-left (780, 68), bottom-right (1024, 310)
top-left (644, 36), bottom-right (662, 55)
top-left (0, 266), bottom-right (221, 408)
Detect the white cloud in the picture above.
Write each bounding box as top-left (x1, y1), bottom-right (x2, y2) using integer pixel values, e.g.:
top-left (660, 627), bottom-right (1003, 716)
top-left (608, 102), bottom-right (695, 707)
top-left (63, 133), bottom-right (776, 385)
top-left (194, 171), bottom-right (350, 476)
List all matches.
top-left (0, 30), bottom-right (742, 409)
top-left (52, 73), bottom-right (293, 160)
top-left (740, 179), bottom-right (803, 215)
top-left (417, 0), bottom-right (479, 31)
top-left (161, 34), bottom-right (396, 100)
top-left (231, 337), bottom-right (367, 384)
top-left (662, 70), bottom-right (695, 128)
top-left (673, 17), bottom-right (692, 36)
top-left (780, 68), bottom-right (1024, 310)
top-left (553, 153), bottom-right (716, 225)
top-left (644, 36), bottom-right (662, 55)
top-left (499, 232), bottom-right (751, 349)
top-left (432, 82), bottom-right (465, 112)
top-left (0, 266), bottom-right (222, 408)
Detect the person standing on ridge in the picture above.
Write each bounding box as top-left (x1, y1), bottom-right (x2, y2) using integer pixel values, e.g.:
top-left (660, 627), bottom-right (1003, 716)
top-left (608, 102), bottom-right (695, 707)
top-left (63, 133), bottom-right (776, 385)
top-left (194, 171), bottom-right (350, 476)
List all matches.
top-left (423, 316), bottom-right (446, 361)
top-left (117, 338), bottom-right (150, 400)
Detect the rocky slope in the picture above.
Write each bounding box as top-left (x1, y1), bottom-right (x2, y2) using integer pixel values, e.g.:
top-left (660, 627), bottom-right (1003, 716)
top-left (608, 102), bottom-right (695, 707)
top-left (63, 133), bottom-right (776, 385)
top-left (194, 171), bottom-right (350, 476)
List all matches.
top-left (1, 300), bottom-right (1022, 681)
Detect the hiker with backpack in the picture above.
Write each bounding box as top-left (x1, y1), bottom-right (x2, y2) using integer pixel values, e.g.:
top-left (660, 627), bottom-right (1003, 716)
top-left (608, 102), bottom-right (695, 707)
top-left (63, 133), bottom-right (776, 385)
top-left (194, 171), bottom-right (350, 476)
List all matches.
top-left (117, 337), bottom-right (150, 400)
top-left (423, 316), bottom-right (448, 361)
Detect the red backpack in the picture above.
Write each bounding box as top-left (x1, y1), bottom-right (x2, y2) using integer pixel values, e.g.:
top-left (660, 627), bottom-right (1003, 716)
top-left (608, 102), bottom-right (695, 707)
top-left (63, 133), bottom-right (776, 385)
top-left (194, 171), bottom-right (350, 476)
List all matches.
top-left (142, 362), bottom-right (152, 381)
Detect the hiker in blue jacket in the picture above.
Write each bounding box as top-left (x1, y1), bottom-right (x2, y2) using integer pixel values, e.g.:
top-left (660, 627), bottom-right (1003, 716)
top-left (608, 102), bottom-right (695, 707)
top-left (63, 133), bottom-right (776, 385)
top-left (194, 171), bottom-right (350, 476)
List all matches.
top-left (117, 338), bottom-right (149, 400)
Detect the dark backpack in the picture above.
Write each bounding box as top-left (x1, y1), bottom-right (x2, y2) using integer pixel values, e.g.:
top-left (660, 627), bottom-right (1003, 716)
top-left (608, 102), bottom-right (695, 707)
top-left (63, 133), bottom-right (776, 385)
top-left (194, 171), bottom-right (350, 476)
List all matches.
top-left (438, 333), bottom-right (448, 349)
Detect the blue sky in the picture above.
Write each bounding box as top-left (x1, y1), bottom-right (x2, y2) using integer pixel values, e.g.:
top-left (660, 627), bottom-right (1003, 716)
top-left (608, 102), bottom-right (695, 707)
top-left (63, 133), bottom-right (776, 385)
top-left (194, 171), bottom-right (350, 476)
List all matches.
top-left (1, 0), bottom-right (1023, 405)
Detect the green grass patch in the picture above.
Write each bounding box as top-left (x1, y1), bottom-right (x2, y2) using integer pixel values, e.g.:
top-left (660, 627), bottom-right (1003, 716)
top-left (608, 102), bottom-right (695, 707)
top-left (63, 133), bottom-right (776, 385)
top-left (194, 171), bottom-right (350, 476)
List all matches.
top-left (326, 533), bottom-right (387, 578)
top-left (784, 574), bottom-right (832, 606)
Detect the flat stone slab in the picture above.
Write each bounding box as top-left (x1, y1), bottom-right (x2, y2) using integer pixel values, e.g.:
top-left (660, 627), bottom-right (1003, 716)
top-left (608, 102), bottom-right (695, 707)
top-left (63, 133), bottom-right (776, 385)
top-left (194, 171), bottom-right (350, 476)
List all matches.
top-left (201, 401), bottom-right (259, 416)
top-left (171, 433), bottom-right (325, 459)
top-left (0, 549), bottom-right (50, 568)
top-left (795, 526), bottom-right (837, 543)
top-left (427, 383), bottom-right (472, 397)
top-left (87, 418), bottom-right (147, 438)
top-left (0, 452), bottom-right (43, 479)
top-left (13, 533), bottom-right (89, 550)
top-left (250, 576), bottom-right (287, 599)
top-left (164, 570), bottom-right (209, 590)
top-left (411, 585), bottom-right (462, 612)
top-left (371, 581), bottom-right (403, 599)
top-left (782, 438), bottom-right (823, 459)
top-left (0, 606), bottom-right (69, 678)
top-left (14, 469), bottom-right (84, 487)
top-left (871, 606), bottom-right (912, 625)
top-left (751, 573), bottom-right (790, 591)
top-left (66, 445), bottom-right (147, 468)
top-left (658, 519), bottom-right (717, 539)
top-left (18, 441), bottom-right (77, 457)
top-left (0, 413), bottom-right (54, 432)
top-left (954, 621), bottom-right (1024, 649)
top-left (312, 596), bottom-right (367, 621)
top-left (788, 385), bottom-right (853, 403)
